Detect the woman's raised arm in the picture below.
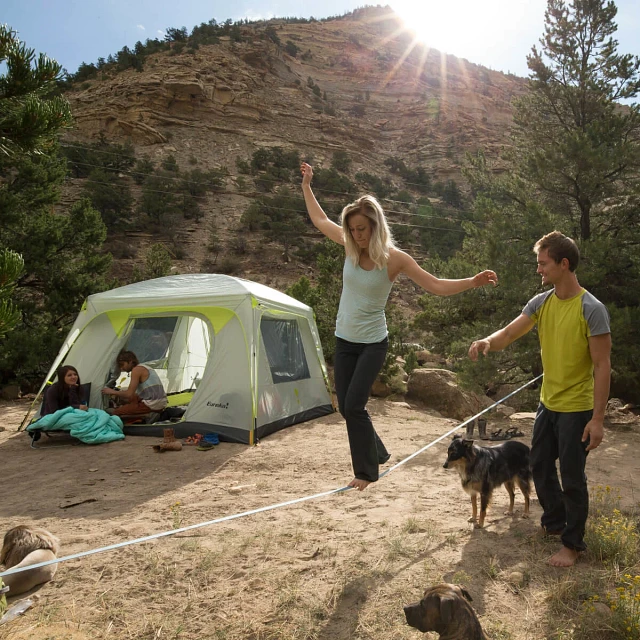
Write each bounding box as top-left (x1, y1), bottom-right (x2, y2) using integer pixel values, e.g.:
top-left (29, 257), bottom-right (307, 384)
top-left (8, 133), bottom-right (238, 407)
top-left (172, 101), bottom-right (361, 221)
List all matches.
top-left (300, 162), bottom-right (344, 245)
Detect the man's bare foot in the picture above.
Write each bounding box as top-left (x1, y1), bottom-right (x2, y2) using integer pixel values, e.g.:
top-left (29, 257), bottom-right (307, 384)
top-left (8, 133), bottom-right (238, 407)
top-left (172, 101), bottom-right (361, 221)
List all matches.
top-left (348, 478), bottom-right (372, 491)
top-left (548, 546), bottom-right (579, 567)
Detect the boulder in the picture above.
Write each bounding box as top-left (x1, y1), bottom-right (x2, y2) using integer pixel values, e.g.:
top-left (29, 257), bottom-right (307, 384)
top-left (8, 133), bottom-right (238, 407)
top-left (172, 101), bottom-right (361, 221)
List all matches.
top-left (372, 368), bottom-right (408, 397)
top-left (0, 385), bottom-right (20, 401)
top-left (508, 412), bottom-right (537, 430)
top-left (605, 398), bottom-right (640, 428)
top-left (371, 379), bottom-right (392, 397)
top-left (414, 350), bottom-right (445, 366)
top-left (406, 368), bottom-right (475, 421)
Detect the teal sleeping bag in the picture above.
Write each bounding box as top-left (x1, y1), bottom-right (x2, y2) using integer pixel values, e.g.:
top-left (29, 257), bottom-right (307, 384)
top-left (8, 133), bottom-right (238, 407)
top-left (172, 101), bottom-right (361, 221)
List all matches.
top-left (28, 406), bottom-right (125, 444)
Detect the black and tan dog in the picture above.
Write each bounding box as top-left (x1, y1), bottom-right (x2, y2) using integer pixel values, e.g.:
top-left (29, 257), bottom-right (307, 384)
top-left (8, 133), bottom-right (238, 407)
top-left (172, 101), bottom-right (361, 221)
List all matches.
top-left (443, 434), bottom-right (531, 528)
top-left (404, 583), bottom-right (488, 639)
top-left (0, 525), bottom-right (60, 596)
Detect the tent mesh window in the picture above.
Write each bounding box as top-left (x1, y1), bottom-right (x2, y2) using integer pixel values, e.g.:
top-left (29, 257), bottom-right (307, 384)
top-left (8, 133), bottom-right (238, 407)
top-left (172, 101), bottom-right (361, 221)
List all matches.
top-left (260, 318), bottom-right (310, 383)
top-left (124, 317), bottom-right (179, 366)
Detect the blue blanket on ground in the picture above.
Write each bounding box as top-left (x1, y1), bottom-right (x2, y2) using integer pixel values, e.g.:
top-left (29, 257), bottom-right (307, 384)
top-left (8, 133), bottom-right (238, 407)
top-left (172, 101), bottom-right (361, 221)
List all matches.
top-left (28, 407), bottom-right (125, 444)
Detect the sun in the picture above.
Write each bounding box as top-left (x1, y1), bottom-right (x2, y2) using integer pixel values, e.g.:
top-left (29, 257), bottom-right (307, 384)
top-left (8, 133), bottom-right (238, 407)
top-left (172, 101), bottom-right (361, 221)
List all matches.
top-left (389, 0), bottom-right (509, 60)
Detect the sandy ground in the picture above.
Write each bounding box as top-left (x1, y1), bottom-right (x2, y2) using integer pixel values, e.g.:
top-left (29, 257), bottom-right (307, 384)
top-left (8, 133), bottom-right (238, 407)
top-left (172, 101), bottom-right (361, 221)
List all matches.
top-left (1, 396), bottom-right (639, 640)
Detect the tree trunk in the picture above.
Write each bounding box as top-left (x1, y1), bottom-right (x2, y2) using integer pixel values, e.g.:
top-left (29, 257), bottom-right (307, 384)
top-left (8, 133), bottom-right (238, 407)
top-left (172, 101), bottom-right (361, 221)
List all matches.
top-left (578, 197), bottom-right (591, 241)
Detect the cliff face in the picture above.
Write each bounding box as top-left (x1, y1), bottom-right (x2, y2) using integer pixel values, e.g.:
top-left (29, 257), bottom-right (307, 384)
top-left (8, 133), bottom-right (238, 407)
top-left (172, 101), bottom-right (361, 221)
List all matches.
top-left (62, 7), bottom-right (526, 285)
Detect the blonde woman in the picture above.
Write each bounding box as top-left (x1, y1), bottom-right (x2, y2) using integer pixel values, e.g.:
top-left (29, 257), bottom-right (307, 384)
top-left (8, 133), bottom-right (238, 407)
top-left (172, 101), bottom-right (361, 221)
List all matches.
top-left (301, 162), bottom-right (498, 490)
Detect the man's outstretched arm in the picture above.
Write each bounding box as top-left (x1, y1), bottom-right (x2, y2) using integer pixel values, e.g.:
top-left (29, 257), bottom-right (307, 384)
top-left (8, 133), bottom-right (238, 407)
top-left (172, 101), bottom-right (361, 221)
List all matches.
top-left (469, 314), bottom-right (536, 360)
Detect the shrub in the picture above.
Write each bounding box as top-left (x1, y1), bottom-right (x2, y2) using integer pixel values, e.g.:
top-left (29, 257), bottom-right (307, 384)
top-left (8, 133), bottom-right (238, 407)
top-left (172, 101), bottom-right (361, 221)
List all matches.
top-left (585, 485), bottom-right (639, 567)
top-left (331, 150), bottom-right (351, 173)
top-left (404, 350), bottom-right (419, 374)
top-left (284, 41), bottom-right (298, 57)
top-left (355, 171), bottom-right (392, 199)
top-left (162, 154), bottom-right (179, 172)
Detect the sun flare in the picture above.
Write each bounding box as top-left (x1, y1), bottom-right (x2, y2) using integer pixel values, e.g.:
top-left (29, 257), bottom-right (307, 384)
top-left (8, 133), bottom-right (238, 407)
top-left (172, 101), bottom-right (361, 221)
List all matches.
top-left (390, 0), bottom-right (514, 59)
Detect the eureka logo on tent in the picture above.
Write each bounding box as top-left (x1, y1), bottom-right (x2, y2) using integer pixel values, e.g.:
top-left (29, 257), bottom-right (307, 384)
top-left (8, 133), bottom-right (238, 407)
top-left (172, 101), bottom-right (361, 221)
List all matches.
top-left (207, 401), bottom-right (230, 409)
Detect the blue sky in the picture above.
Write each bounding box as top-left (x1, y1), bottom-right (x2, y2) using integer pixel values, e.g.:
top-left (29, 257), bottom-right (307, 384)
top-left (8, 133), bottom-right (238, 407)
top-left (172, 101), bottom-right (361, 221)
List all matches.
top-left (3, 0), bottom-right (639, 82)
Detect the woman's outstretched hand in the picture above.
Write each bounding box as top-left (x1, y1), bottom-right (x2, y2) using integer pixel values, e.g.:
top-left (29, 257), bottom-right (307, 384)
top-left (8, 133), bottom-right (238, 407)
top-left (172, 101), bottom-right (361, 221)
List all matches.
top-left (301, 162), bottom-right (313, 187)
top-left (472, 270), bottom-right (498, 288)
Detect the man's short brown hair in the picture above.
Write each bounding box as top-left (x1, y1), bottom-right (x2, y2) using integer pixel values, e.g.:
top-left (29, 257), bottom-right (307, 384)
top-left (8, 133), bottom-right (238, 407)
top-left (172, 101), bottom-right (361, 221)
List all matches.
top-left (534, 231), bottom-right (580, 272)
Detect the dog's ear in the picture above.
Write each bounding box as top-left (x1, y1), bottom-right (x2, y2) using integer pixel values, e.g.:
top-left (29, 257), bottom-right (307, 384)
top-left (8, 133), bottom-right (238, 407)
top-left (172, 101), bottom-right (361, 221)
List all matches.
top-left (439, 594), bottom-right (456, 625)
top-left (452, 434), bottom-right (462, 440)
top-left (463, 439), bottom-right (474, 448)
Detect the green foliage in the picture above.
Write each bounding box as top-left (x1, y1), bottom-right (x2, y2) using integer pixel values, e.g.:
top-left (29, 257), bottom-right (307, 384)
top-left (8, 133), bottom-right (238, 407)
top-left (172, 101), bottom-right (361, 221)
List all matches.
top-left (384, 157), bottom-right (431, 193)
top-left (162, 154), bottom-right (179, 172)
top-left (404, 349), bottom-right (418, 375)
top-left (313, 167), bottom-right (356, 197)
top-left (0, 25), bottom-right (73, 155)
top-left (521, 0), bottom-right (640, 243)
top-left (284, 41), bottom-right (298, 57)
top-left (236, 157), bottom-right (251, 174)
top-left (331, 150), bottom-right (351, 173)
top-left (585, 485), bottom-right (639, 567)
top-left (178, 193), bottom-right (203, 221)
top-left (0, 30), bottom-right (110, 384)
top-left (0, 199), bottom-right (111, 384)
top-left (82, 168), bottom-right (133, 227)
top-left (265, 25), bottom-right (281, 47)
top-left (63, 138), bottom-right (136, 178)
top-left (355, 171), bottom-right (392, 199)
top-left (180, 168), bottom-right (224, 197)
top-left (132, 243), bottom-right (173, 282)
top-left (133, 156), bottom-right (155, 185)
top-left (418, 1), bottom-right (640, 401)
top-left (249, 147), bottom-right (300, 192)
top-left (240, 190), bottom-right (307, 261)
top-left (137, 173), bottom-right (179, 224)
top-left (442, 179), bottom-right (462, 208)
top-left (0, 249), bottom-right (24, 339)
top-left (413, 201), bottom-right (469, 259)
top-left (287, 240), bottom-right (343, 363)
top-left (165, 27), bottom-right (188, 42)
top-left (207, 219), bottom-right (220, 253)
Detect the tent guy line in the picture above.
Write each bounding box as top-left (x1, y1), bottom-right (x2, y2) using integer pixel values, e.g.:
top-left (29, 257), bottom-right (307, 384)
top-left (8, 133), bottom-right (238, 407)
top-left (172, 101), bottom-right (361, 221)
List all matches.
top-left (1, 374), bottom-right (542, 580)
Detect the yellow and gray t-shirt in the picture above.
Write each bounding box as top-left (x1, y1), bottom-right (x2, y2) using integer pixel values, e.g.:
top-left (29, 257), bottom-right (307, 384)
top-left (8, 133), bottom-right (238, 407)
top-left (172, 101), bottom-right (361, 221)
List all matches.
top-left (523, 288), bottom-right (610, 412)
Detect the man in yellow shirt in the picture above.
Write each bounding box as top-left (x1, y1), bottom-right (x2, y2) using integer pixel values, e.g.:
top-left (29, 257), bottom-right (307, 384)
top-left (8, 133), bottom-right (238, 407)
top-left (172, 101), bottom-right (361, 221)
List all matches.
top-left (469, 232), bottom-right (611, 567)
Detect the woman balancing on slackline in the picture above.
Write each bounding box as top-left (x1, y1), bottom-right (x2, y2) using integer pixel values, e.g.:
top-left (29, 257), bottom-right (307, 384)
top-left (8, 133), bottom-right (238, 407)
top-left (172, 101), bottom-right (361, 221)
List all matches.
top-left (300, 162), bottom-right (498, 490)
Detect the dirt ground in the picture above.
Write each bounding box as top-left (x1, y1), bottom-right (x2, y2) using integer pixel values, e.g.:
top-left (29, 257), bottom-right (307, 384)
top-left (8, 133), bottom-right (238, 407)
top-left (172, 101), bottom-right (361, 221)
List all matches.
top-left (1, 396), bottom-right (639, 640)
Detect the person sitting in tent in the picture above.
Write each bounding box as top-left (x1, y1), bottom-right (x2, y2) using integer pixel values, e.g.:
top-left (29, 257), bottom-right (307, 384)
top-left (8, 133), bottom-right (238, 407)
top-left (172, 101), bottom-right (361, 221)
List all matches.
top-left (42, 365), bottom-right (88, 416)
top-left (101, 351), bottom-right (168, 417)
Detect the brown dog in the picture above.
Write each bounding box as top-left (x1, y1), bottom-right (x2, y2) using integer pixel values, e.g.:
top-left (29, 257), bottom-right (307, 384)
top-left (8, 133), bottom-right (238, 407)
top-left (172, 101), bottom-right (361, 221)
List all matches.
top-left (404, 583), bottom-right (488, 639)
top-left (0, 525), bottom-right (60, 596)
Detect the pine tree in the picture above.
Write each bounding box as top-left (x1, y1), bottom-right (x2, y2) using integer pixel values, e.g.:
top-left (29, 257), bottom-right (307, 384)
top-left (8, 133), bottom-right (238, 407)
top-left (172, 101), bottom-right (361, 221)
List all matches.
top-left (414, 0), bottom-right (640, 402)
top-left (0, 27), bottom-right (110, 384)
top-left (0, 25), bottom-right (72, 155)
top-left (0, 25), bottom-right (73, 343)
top-left (0, 249), bottom-right (23, 339)
top-left (517, 0), bottom-right (640, 242)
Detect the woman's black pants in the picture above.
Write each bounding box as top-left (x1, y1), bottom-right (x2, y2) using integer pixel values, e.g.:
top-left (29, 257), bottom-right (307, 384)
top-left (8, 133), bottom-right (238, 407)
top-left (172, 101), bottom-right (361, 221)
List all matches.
top-left (334, 336), bottom-right (389, 482)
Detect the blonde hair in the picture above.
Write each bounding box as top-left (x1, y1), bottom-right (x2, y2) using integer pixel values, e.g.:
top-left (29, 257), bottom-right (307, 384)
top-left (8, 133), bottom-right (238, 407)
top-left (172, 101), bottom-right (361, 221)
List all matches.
top-left (340, 195), bottom-right (395, 269)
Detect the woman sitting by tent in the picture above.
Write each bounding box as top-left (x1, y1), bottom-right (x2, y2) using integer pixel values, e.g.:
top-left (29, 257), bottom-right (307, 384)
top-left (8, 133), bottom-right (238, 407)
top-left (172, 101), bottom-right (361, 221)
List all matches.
top-left (102, 351), bottom-right (168, 417)
top-left (42, 365), bottom-right (88, 416)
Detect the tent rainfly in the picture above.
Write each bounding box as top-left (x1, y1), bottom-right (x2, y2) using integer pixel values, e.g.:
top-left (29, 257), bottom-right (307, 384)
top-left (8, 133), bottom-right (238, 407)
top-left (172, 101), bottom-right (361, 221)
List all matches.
top-left (35, 274), bottom-right (335, 444)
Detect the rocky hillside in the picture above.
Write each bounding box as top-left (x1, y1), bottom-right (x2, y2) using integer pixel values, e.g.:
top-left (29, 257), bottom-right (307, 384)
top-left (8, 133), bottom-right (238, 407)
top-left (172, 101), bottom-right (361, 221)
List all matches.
top-left (61, 5), bottom-right (526, 292)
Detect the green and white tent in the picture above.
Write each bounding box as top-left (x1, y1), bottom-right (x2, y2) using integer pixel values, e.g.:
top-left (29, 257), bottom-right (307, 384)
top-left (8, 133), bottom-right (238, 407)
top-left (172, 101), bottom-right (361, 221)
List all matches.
top-left (36, 274), bottom-right (334, 443)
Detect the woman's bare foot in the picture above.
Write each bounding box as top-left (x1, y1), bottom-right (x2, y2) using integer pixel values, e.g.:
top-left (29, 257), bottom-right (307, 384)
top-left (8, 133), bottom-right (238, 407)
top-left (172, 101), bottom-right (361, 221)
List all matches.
top-left (548, 546), bottom-right (579, 567)
top-left (348, 478), bottom-right (372, 491)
